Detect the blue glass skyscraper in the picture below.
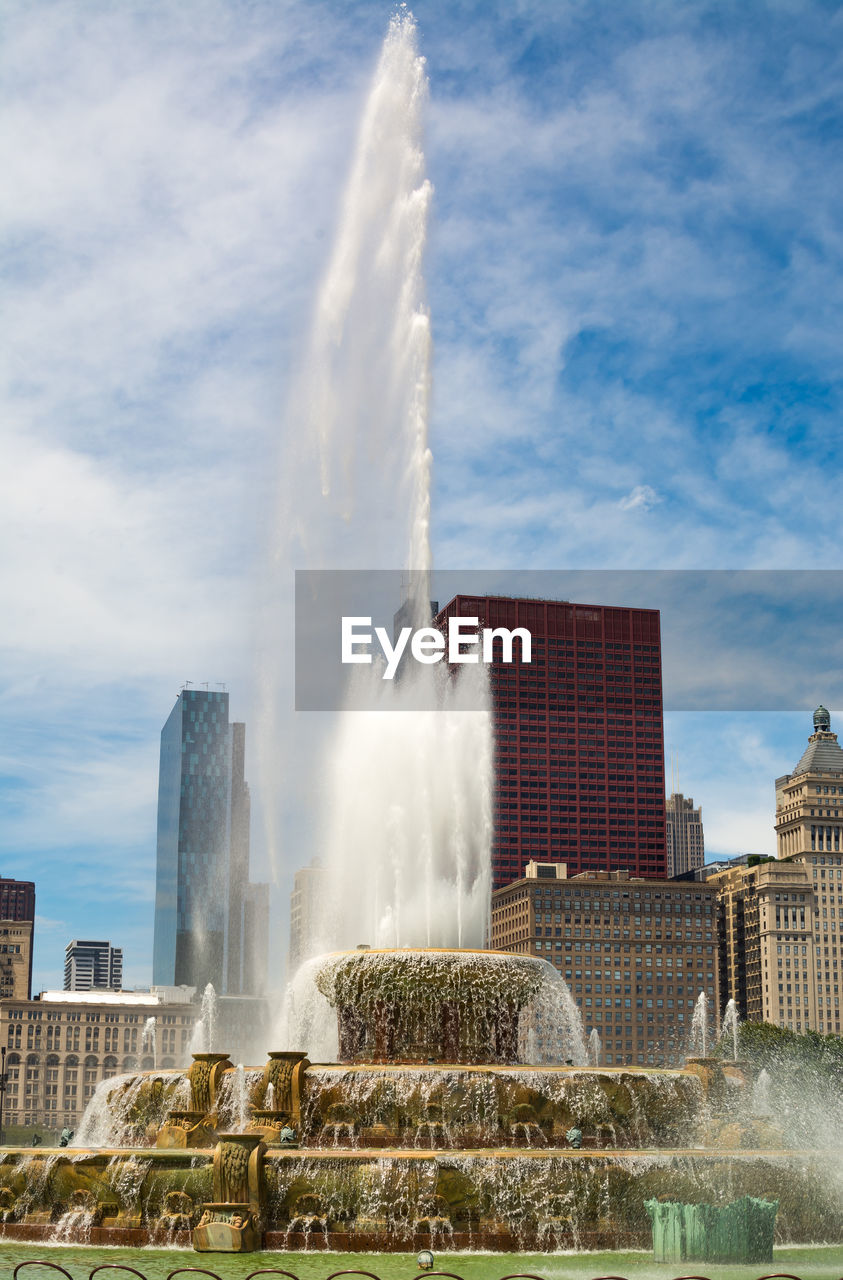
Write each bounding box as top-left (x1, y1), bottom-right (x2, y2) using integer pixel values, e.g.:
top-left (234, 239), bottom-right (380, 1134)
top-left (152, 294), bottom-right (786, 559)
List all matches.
top-left (152, 688), bottom-right (267, 994)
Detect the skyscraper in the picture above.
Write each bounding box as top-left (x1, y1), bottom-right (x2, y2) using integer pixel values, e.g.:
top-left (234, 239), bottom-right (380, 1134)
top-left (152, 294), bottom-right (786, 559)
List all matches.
top-left (64, 939), bottom-right (123, 991)
top-left (435, 596), bottom-right (666, 890)
top-left (152, 688), bottom-right (268, 994)
top-left (665, 793), bottom-right (705, 877)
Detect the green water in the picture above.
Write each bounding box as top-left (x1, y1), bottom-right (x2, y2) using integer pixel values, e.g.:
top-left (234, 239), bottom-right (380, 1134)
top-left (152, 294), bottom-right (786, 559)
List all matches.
top-left (1, 1244), bottom-right (841, 1280)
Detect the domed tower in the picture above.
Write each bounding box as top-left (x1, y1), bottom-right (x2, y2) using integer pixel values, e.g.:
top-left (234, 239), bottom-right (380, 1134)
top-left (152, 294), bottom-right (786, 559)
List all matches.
top-left (774, 706), bottom-right (843, 860)
top-left (813, 705), bottom-right (832, 734)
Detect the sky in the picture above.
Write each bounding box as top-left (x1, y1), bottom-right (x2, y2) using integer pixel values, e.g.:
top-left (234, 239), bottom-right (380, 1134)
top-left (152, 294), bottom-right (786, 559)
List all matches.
top-left (3, 0), bottom-right (843, 991)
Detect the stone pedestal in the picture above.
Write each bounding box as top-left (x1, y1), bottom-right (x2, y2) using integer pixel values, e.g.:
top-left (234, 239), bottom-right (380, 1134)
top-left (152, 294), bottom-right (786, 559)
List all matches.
top-left (262, 1051), bottom-right (309, 1127)
top-left (188, 1052), bottom-right (233, 1113)
top-left (194, 1132), bottom-right (266, 1254)
top-left (192, 1203), bottom-right (260, 1253)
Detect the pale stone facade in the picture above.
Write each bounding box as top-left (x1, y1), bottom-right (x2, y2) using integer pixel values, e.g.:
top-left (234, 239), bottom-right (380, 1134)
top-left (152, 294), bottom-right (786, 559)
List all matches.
top-left (0, 989), bottom-right (197, 1132)
top-left (711, 707), bottom-right (843, 1037)
top-left (775, 706), bottom-right (843, 859)
top-left (711, 851), bottom-right (841, 1036)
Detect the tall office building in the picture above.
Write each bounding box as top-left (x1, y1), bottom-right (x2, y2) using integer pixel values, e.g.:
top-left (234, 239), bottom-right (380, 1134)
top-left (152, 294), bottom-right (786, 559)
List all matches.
top-left (666, 793), bottom-right (705, 878)
top-left (491, 860), bottom-right (719, 1066)
top-left (712, 852), bottom-right (840, 1035)
top-left (435, 596), bottom-right (666, 890)
top-left (153, 688), bottom-right (268, 995)
top-left (0, 878), bottom-right (35, 922)
top-left (0, 876), bottom-right (35, 1000)
top-left (64, 939), bottom-right (123, 991)
top-left (242, 883), bottom-right (270, 996)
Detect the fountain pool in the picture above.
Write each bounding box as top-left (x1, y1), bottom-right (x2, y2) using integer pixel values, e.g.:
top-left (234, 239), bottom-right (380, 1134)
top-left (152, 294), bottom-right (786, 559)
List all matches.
top-left (0, 948), bottom-right (840, 1253)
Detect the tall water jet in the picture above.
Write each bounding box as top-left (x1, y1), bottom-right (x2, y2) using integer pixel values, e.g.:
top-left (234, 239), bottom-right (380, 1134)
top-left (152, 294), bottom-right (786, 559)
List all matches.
top-left (265, 8), bottom-right (493, 985)
top-left (689, 991), bottom-right (709, 1058)
top-left (189, 983), bottom-right (218, 1056)
top-left (721, 998), bottom-right (740, 1062)
top-left (5, 10), bottom-right (843, 1255)
top-left (142, 1016), bottom-right (157, 1069)
top-left (234, 1063), bottom-right (249, 1133)
top-left (587, 1028), bottom-right (602, 1067)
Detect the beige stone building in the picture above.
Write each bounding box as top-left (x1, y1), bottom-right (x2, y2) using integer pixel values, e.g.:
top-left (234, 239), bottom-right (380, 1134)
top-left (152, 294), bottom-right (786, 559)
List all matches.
top-left (775, 705), bottom-right (843, 859)
top-left (711, 707), bottom-right (843, 1037)
top-left (711, 852), bottom-right (840, 1035)
top-left (0, 988), bottom-right (197, 1132)
top-left (0, 921), bottom-right (33, 1002)
top-left (491, 860), bottom-right (719, 1067)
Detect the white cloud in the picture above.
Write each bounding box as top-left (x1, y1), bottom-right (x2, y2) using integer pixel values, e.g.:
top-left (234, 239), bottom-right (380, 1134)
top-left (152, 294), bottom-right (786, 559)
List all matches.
top-left (618, 484), bottom-right (660, 512)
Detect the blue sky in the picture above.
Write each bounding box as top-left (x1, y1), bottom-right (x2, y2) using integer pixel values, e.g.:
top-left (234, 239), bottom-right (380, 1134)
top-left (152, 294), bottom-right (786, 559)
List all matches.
top-left (2, 0), bottom-right (843, 991)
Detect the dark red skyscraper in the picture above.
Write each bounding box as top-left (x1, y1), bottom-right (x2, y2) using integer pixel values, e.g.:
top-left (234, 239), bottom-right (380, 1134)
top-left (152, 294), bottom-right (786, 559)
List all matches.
top-left (436, 596), bottom-right (666, 890)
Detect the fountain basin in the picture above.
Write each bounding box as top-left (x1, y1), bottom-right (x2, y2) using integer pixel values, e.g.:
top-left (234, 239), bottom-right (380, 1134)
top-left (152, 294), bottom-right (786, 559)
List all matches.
top-left (314, 949), bottom-right (544, 1065)
top-left (0, 1144), bottom-right (839, 1251)
top-left (34, 951), bottom-right (843, 1252)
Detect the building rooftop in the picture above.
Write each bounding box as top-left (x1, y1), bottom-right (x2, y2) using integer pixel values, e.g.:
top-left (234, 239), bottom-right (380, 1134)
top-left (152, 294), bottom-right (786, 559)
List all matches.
top-left (792, 731), bottom-right (843, 775)
top-left (35, 985), bottom-right (195, 1006)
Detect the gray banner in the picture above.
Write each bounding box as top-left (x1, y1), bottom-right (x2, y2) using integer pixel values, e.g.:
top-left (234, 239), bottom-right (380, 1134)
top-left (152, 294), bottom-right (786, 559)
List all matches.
top-left (294, 569), bottom-right (843, 712)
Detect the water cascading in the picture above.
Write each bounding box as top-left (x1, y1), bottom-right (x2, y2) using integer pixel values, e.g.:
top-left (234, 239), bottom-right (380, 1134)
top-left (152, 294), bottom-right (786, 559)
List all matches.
top-left (234, 1063), bottom-right (249, 1132)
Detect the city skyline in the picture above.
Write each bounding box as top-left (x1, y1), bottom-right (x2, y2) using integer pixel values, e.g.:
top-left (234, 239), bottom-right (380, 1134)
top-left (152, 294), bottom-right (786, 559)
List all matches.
top-left (3, 2), bottom-right (843, 990)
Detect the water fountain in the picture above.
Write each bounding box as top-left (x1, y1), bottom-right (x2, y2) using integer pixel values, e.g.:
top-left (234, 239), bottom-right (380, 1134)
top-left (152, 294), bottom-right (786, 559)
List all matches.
top-left (188, 984), bottom-right (218, 1056)
top-left (0, 951), bottom-right (840, 1251)
top-left (141, 1017), bottom-right (157, 1071)
top-left (689, 991), bottom-right (710, 1059)
top-left (721, 999), bottom-right (740, 1063)
top-left (1, 8), bottom-right (840, 1261)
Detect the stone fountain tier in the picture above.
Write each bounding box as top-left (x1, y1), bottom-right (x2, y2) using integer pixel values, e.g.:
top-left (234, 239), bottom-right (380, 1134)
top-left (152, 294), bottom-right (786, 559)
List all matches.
top-left (298, 1063), bottom-right (707, 1151)
top-left (314, 948), bottom-right (545, 1064)
top-left (0, 1145), bottom-right (839, 1252)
